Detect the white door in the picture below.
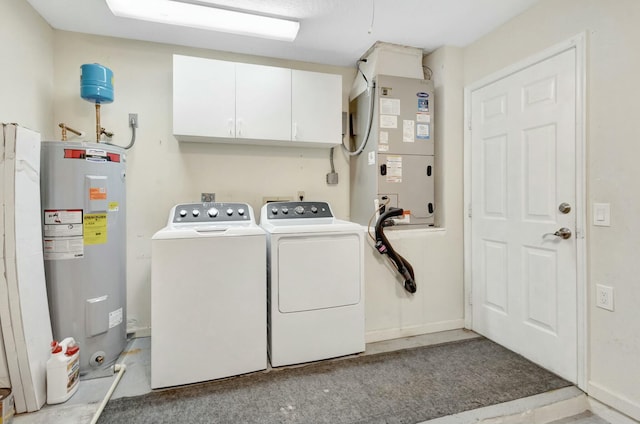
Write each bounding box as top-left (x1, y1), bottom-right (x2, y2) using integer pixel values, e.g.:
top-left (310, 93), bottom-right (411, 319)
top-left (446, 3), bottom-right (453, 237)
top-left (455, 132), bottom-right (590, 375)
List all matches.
top-left (470, 48), bottom-right (577, 382)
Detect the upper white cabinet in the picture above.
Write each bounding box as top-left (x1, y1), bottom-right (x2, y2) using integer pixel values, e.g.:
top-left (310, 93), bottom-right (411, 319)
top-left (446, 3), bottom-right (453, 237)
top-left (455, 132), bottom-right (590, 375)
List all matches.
top-left (292, 70), bottom-right (342, 145)
top-left (173, 55), bottom-right (342, 147)
top-left (235, 63), bottom-right (291, 142)
top-left (173, 55), bottom-right (235, 139)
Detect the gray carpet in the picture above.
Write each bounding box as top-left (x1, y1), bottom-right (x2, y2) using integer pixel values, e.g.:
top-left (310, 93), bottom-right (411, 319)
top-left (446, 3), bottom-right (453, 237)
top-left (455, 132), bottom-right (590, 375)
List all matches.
top-left (98, 338), bottom-right (571, 424)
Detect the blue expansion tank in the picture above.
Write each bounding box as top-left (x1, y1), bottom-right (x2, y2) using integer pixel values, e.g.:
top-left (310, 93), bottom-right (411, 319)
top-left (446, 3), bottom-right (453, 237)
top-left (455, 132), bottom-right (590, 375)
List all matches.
top-left (80, 63), bottom-right (114, 104)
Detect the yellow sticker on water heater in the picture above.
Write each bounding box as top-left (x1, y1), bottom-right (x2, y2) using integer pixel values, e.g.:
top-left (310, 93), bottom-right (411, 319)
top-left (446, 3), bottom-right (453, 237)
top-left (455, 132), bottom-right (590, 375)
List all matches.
top-left (83, 213), bottom-right (107, 245)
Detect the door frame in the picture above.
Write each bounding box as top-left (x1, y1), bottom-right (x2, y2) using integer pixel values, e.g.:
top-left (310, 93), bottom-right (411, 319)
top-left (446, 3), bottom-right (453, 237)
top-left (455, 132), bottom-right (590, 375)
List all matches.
top-left (463, 33), bottom-right (587, 389)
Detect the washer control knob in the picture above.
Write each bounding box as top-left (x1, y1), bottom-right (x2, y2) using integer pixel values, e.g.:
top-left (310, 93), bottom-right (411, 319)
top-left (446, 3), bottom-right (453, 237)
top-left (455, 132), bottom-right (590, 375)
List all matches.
top-left (237, 208), bottom-right (245, 216)
top-left (311, 206), bottom-right (318, 214)
top-left (192, 209), bottom-right (200, 217)
top-left (226, 208), bottom-right (233, 216)
top-left (282, 207), bottom-right (289, 214)
top-left (179, 209), bottom-right (188, 217)
top-left (295, 206), bottom-right (305, 215)
top-left (207, 208), bottom-right (219, 218)
top-left (271, 207), bottom-right (278, 215)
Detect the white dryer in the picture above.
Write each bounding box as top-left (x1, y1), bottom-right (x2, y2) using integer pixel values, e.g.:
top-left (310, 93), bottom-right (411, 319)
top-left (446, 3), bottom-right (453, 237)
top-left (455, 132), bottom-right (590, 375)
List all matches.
top-left (260, 201), bottom-right (365, 367)
top-left (151, 202), bottom-right (266, 389)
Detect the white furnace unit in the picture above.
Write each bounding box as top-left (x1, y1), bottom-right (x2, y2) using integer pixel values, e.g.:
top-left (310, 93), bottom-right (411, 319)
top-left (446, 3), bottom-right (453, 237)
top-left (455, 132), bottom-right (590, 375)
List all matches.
top-left (151, 202), bottom-right (266, 389)
top-left (260, 201), bottom-right (365, 367)
top-left (349, 74), bottom-right (435, 226)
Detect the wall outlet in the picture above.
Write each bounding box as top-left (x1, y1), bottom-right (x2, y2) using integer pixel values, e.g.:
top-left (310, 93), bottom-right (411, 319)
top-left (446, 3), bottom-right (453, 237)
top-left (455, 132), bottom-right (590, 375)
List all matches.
top-left (129, 113), bottom-right (139, 128)
top-left (201, 193), bottom-right (215, 202)
top-left (596, 284), bottom-right (614, 311)
top-left (326, 172), bottom-right (338, 185)
top-left (262, 196), bottom-right (292, 204)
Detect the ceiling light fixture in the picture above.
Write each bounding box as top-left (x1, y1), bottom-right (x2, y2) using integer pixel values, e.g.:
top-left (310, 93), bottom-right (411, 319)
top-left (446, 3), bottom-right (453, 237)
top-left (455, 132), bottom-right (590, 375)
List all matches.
top-left (105, 0), bottom-right (300, 42)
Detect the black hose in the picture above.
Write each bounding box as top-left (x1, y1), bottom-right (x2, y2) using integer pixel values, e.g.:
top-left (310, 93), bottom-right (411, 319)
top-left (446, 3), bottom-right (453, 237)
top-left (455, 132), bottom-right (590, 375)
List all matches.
top-left (374, 207), bottom-right (417, 294)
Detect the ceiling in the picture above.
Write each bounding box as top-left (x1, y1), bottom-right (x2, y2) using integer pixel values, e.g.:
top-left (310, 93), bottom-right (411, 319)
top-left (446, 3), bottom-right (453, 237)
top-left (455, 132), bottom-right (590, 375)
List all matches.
top-left (26, 0), bottom-right (540, 67)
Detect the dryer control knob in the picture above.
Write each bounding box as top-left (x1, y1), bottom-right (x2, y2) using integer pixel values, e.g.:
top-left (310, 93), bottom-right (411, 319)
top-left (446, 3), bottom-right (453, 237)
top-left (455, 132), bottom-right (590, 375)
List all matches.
top-left (179, 209), bottom-right (188, 217)
top-left (226, 208), bottom-right (233, 216)
top-left (237, 208), bottom-right (245, 216)
top-left (192, 209), bottom-right (200, 217)
top-left (294, 206), bottom-right (305, 215)
top-left (271, 207), bottom-right (278, 215)
top-left (311, 206), bottom-right (318, 213)
top-left (282, 207), bottom-right (289, 214)
top-left (207, 208), bottom-right (219, 217)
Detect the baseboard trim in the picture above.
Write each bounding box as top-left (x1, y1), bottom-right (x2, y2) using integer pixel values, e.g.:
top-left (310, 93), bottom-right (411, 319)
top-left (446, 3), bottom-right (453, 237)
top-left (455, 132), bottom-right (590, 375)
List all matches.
top-left (128, 327), bottom-right (151, 338)
top-left (365, 319), bottom-right (465, 343)
top-left (587, 382), bottom-right (640, 423)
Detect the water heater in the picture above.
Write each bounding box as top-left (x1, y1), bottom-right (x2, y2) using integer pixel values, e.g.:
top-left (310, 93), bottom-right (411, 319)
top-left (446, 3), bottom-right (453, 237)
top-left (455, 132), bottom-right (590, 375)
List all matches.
top-left (40, 141), bottom-right (126, 374)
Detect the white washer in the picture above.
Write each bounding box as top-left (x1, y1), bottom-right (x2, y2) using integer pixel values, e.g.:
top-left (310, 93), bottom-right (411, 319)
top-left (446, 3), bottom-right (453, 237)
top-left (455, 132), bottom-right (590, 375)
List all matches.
top-left (151, 202), bottom-right (266, 389)
top-left (260, 201), bottom-right (365, 367)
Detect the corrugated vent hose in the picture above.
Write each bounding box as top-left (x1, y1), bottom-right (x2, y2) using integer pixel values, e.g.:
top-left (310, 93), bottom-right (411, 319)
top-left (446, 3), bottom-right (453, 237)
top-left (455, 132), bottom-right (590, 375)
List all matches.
top-left (374, 207), bottom-right (417, 294)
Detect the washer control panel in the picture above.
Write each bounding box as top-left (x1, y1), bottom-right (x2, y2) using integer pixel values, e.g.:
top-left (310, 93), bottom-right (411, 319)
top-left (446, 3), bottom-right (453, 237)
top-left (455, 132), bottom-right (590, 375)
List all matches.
top-left (266, 201), bottom-right (333, 219)
top-left (172, 202), bottom-right (251, 223)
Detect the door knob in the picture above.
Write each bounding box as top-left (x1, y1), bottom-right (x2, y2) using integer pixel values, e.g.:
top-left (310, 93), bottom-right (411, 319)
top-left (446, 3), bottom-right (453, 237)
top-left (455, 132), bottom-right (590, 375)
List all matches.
top-left (558, 202), bottom-right (571, 214)
top-left (553, 227), bottom-right (572, 239)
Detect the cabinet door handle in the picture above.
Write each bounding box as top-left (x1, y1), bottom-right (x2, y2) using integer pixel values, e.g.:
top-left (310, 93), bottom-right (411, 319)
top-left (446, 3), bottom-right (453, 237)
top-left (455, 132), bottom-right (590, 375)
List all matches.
top-left (228, 119), bottom-right (233, 136)
top-left (237, 119), bottom-right (243, 137)
top-left (293, 122), bottom-right (298, 140)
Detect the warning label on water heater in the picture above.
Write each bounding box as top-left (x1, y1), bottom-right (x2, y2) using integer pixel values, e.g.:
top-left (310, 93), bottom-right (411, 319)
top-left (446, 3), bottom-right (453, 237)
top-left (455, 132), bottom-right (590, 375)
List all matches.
top-left (83, 213), bottom-right (108, 245)
top-left (43, 209), bottom-right (84, 260)
top-left (109, 308), bottom-right (123, 329)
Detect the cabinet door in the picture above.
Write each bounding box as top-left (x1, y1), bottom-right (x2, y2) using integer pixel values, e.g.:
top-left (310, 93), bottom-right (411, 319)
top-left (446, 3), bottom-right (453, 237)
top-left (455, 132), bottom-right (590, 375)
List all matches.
top-left (173, 55), bottom-right (235, 139)
top-left (236, 63), bottom-right (291, 141)
top-left (292, 70), bottom-right (342, 145)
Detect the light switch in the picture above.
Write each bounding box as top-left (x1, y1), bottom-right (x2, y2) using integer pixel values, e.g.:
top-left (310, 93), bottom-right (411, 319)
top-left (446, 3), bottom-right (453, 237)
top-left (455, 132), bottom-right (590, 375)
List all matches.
top-left (593, 203), bottom-right (610, 227)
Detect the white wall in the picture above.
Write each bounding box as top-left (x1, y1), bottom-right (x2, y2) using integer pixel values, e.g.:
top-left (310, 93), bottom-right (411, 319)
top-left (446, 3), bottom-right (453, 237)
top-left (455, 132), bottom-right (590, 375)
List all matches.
top-left (0, 0), bottom-right (54, 388)
top-left (0, 0), bottom-right (53, 134)
top-left (463, 0), bottom-right (640, 419)
top-left (0, 0), bottom-right (53, 395)
top-left (364, 46), bottom-right (466, 341)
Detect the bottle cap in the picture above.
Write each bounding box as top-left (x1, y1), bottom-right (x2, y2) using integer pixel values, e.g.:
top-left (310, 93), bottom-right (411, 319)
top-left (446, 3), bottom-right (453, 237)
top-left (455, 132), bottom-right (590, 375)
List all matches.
top-left (51, 341), bottom-right (62, 354)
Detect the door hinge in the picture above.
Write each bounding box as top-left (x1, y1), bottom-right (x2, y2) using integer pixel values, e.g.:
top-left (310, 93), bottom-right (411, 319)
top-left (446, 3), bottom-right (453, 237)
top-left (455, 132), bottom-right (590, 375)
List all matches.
top-left (468, 204), bottom-right (472, 218)
top-left (467, 119), bottom-right (472, 131)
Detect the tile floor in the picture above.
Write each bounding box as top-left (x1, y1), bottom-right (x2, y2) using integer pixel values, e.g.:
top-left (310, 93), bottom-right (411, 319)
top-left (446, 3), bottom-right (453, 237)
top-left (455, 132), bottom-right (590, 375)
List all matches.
top-left (13, 330), bottom-right (611, 424)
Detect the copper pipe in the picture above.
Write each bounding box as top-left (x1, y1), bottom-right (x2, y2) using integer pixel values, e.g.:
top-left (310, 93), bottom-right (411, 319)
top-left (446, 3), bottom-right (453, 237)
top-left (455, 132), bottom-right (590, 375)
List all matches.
top-left (95, 104), bottom-right (101, 142)
top-left (58, 123), bottom-right (82, 141)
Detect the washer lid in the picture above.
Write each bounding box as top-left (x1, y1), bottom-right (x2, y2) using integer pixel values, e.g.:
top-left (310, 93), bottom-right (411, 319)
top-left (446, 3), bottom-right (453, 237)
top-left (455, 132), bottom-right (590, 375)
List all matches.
top-left (260, 219), bottom-right (363, 234)
top-left (152, 224), bottom-right (265, 240)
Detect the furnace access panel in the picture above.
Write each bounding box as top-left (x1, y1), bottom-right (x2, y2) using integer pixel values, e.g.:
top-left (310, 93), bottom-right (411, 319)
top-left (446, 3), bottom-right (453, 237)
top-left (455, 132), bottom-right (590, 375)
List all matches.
top-left (349, 74), bottom-right (435, 227)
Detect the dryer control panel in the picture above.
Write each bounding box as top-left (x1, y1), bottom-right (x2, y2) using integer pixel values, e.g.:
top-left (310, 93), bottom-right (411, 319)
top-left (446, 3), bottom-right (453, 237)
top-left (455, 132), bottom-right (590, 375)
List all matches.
top-left (265, 201), bottom-right (333, 219)
top-left (171, 202), bottom-right (252, 223)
